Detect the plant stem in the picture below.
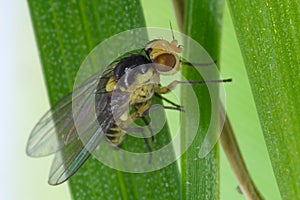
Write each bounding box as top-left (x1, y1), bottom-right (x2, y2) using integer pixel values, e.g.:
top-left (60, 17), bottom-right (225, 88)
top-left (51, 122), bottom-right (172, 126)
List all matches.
top-left (221, 112), bottom-right (263, 200)
top-left (172, 0), bottom-right (184, 32)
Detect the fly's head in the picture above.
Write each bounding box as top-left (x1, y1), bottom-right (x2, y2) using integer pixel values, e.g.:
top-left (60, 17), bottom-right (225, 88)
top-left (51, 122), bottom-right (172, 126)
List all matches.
top-left (145, 39), bottom-right (182, 75)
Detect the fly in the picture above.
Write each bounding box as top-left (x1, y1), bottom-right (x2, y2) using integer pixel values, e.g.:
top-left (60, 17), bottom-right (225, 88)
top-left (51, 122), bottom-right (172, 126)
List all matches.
top-left (27, 37), bottom-right (231, 185)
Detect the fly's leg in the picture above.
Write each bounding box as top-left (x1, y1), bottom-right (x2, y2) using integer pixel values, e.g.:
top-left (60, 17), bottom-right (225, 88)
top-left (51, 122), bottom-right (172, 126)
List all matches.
top-left (155, 79), bottom-right (232, 94)
top-left (140, 116), bottom-right (155, 142)
top-left (162, 106), bottom-right (184, 112)
top-left (155, 82), bottom-right (177, 94)
top-left (118, 104), bottom-right (155, 163)
top-left (133, 102), bottom-right (155, 141)
top-left (106, 103), bottom-right (151, 149)
top-left (154, 93), bottom-right (184, 112)
top-left (155, 80), bottom-right (190, 94)
top-left (122, 125), bottom-right (153, 164)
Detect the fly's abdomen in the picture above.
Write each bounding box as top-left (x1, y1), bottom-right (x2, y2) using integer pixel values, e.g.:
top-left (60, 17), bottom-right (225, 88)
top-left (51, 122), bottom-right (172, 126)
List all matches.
top-left (95, 84), bottom-right (127, 147)
top-left (105, 124), bottom-right (126, 146)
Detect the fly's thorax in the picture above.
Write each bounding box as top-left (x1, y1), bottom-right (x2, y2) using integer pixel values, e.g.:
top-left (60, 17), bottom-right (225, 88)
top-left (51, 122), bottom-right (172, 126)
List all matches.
top-left (117, 64), bottom-right (159, 93)
top-left (109, 63), bottom-right (159, 125)
top-left (120, 65), bottom-right (159, 104)
top-left (145, 39), bottom-right (182, 75)
top-left (105, 63), bottom-right (159, 93)
top-left (113, 54), bottom-right (151, 80)
top-left (111, 83), bottom-right (156, 124)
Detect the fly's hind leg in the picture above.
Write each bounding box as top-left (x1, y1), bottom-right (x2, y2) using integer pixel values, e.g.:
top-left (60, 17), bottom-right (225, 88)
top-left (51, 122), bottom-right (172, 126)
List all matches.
top-left (133, 102), bottom-right (156, 142)
top-left (140, 116), bottom-right (155, 142)
top-left (118, 108), bottom-right (154, 163)
top-left (122, 125), bottom-right (153, 164)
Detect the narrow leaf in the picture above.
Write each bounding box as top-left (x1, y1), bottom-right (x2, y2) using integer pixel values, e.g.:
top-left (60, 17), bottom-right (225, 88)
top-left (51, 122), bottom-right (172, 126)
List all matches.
top-left (180, 0), bottom-right (225, 199)
top-left (28, 0), bottom-right (180, 199)
top-left (227, 1), bottom-right (300, 199)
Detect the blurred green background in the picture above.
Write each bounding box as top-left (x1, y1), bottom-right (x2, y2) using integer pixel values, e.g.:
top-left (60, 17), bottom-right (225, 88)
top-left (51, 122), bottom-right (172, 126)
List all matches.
top-left (0, 0), bottom-right (280, 199)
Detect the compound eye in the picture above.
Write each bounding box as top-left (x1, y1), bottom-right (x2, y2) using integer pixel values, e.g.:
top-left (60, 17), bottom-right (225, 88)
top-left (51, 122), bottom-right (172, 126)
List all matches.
top-left (154, 53), bottom-right (176, 72)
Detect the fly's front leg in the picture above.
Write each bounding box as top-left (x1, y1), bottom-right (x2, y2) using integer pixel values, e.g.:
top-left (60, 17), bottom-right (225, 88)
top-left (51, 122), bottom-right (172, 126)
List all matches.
top-left (155, 79), bottom-right (232, 94)
top-left (122, 125), bottom-right (153, 164)
top-left (155, 81), bottom-right (179, 94)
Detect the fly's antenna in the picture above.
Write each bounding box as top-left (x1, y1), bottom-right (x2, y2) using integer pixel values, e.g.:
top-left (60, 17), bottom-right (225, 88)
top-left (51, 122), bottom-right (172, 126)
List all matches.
top-left (169, 21), bottom-right (175, 41)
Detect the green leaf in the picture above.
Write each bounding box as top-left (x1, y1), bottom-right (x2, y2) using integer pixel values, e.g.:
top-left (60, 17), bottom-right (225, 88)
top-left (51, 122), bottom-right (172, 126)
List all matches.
top-left (227, 1), bottom-right (300, 199)
top-left (27, 0), bottom-right (180, 199)
top-left (180, 0), bottom-right (225, 199)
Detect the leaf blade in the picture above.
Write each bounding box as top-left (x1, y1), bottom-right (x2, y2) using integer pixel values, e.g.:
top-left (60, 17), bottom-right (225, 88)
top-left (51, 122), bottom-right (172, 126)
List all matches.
top-left (27, 0), bottom-right (180, 199)
top-left (227, 1), bottom-right (300, 199)
top-left (180, 0), bottom-right (225, 199)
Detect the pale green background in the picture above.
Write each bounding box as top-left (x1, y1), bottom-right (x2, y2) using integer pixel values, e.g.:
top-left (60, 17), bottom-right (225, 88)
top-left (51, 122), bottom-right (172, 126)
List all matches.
top-left (0, 0), bottom-right (280, 199)
top-left (0, 1), bottom-right (71, 199)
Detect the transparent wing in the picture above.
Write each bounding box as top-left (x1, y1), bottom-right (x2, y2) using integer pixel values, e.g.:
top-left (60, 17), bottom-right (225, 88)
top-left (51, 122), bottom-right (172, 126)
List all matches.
top-left (26, 66), bottom-right (115, 157)
top-left (48, 136), bottom-right (92, 185)
top-left (48, 93), bottom-right (114, 185)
